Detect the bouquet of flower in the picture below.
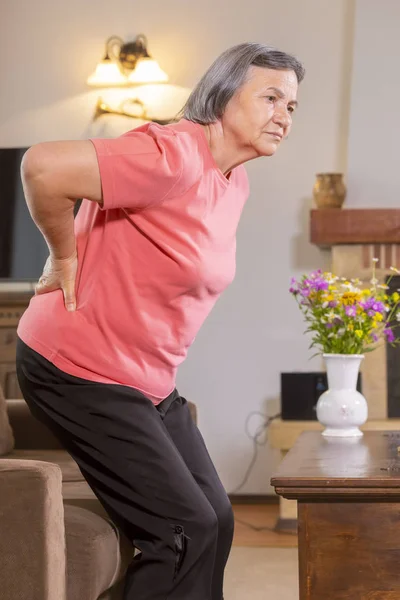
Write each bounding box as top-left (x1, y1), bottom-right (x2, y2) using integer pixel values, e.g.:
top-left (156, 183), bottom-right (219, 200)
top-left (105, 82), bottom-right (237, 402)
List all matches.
top-left (289, 259), bottom-right (400, 355)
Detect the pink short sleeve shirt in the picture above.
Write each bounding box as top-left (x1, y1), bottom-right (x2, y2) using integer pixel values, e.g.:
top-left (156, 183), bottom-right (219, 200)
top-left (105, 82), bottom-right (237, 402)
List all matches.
top-left (18, 119), bottom-right (250, 404)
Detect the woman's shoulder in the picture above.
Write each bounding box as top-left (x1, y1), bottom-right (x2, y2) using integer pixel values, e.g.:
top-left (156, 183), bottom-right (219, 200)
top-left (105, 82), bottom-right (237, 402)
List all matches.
top-left (125, 119), bottom-right (201, 151)
top-left (129, 119), bottom-right (204, 170)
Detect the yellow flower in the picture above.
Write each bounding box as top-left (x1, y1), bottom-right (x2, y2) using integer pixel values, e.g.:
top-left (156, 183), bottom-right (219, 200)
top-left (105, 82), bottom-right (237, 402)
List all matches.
top-left (361, 289), bottom-right (370, 297)
top-left (347, 323), bottom-right (354, 331)
top-left (341, 292), bottom-right (361, 305)
top-left (374, 313), bottom-right (383, 322)
top-left (392, 292), bottom-right (400, 303)
top-left (372, 321), bottom-right (378, 328)
top-left (355, 330), bottom-right (364, 338)
top-left (328, 285), bottom-right (337, 292)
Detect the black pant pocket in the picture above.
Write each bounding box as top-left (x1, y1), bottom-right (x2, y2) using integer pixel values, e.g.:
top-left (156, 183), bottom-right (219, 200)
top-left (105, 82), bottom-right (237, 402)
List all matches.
top-left (172, 524), bottom-right (188, 581)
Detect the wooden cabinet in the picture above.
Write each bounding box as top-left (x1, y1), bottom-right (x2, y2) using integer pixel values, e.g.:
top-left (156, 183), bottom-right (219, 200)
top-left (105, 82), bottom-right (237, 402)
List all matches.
top-left (269, 418), bottom-right (400, 530)
top-left (272, 431), bottom-right (400, 599)
top-left (0, 291), bottom-right (33, 398)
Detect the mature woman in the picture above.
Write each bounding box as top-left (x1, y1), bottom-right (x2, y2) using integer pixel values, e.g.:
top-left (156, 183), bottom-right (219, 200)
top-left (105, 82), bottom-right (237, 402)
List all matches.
top-left (16, 42), bottom-right (304, 600)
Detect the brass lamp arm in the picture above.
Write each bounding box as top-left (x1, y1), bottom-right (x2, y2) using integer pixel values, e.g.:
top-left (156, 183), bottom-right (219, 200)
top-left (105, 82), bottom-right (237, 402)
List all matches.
top-left (94, 97), bottom-right (176, 125)
top-left (105, 36), bottom-right (124, 61)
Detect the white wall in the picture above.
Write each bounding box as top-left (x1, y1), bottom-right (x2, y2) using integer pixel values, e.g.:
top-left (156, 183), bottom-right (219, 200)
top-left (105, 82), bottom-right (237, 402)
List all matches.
top-left (1, 0), bottom-right (355, 493)
top-left (347, 0), bottom-right (400, 207)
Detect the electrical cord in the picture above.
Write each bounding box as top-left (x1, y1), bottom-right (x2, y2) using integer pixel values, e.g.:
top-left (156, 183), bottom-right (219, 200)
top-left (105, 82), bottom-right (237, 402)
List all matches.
top-left (233, 516), bottom-right (296, 535)
top-left (230, 411), bottom-right (281, 495)
top-left (230, 411), bottom-right (296, 535)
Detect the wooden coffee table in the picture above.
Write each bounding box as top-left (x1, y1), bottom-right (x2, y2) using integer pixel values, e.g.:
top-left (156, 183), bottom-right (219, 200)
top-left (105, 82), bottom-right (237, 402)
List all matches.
top-left (271, 430), bottom-right (400, 599)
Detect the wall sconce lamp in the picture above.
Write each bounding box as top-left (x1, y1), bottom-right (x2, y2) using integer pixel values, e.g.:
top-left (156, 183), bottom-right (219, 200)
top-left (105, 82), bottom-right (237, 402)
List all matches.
top-left (87, 34), bottom-right (169, 86)
top-left (88, 34), bottom-right (173, 122)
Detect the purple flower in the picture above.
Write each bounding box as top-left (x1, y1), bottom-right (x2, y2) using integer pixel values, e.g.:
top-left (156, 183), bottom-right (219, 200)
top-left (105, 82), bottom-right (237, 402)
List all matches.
top-left (314, 279), bottom-right (329, 291)
top-left (308, 279), bottom-right (328, 292)
top-left (302, 275), bottom-right (328, 292)
top-left (325, 323), bottom-right (333, 329)
top-left (360, 298), bottom-right (372, 308)
top-left (289, 277), bottom-right (299, 294)
top-left (290, 270), bottom-right (329, 300)
top-left (372, 333), bottom-right (379, 343)
top-left (372, 301), bottom-right (385, 313)
top-left (384, 328), bottom-right (395, 343)
top-left (345, 306), bottom-right (357, 317)
top-left (300, 288), bottom-right (311, 297)
top-left (361, 298), bottom-right (385, 313)
top-left (328, 301), bottom-right (338, 308)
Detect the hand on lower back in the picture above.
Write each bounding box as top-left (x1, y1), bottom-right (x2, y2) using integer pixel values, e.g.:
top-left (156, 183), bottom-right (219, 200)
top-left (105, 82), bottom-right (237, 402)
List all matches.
top-left (35, 252), bottom-right (78, 312)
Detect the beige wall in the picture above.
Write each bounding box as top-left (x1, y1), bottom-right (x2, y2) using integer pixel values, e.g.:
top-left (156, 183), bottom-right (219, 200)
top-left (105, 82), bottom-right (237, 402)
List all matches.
top-left (347, 0), bottom-right (400, 207)
top-left (1, 0), bottom-right (355, 493)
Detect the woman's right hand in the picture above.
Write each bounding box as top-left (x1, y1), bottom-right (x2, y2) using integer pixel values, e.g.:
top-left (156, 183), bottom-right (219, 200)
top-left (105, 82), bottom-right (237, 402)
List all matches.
top-left (35, 252), bottom-right (78, 312)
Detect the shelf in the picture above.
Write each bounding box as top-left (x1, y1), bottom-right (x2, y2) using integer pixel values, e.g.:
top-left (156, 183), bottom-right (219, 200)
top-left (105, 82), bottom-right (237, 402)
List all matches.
top-left (269, 418), bottom-right (400, 451)
top-left (310, 209), bottom-right (400, 246)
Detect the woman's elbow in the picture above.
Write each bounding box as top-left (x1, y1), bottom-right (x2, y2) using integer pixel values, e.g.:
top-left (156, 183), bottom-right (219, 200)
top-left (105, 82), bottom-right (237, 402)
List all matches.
top-left (20, 140), bottom-right (102, 204)
top-left (20, 144), bottom-right (51, 184)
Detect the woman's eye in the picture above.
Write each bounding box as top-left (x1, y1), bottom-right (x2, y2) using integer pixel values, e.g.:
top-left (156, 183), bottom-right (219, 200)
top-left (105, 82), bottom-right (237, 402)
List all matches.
top-left (288, 106), bottom-right (295, 114)
top-left (266, 96), bottom-right (276, 102)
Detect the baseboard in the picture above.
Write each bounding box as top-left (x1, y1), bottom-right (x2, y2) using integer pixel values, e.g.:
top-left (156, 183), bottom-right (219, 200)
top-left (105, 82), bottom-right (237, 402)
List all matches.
top-left (228, 494), bottom-right (279, 505)
top-left (274, 518), bottom-right (298, 534)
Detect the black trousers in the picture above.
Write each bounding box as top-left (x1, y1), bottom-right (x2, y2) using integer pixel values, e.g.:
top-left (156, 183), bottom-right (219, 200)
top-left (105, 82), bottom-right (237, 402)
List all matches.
top-left (16, 338), bottom-right (234, 600)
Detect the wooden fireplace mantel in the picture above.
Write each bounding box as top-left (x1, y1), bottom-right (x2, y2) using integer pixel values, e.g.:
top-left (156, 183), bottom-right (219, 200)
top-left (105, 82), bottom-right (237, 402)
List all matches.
top-left (310, 209), bottom-right (400, 246)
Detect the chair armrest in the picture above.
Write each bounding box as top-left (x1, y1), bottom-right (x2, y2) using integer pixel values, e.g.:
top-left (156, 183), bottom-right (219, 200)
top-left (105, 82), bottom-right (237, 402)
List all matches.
top-left (188, 401), bottom-right (197, 424)
top-left (6, 397), bottom-right (197, 447)
top-left (0, 459), bottom-right (66, 600)
top-left (6, 399), bottom-right (63, 449)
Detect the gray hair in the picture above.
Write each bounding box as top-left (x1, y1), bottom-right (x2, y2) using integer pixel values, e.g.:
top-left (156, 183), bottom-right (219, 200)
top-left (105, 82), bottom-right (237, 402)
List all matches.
top-left (178, 42), bottom-right (305, 124)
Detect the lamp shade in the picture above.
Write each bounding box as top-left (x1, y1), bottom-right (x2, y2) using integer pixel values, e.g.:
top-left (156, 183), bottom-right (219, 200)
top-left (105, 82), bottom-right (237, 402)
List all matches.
top-left (128, 57), bottom-right (169, 84)
top-left (87, 58), bottom-right (127, 86)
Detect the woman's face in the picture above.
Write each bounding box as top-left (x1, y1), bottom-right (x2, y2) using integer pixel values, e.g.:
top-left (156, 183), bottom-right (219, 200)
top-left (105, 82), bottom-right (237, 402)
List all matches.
top-left (222, 66), bottom-right (299, 158)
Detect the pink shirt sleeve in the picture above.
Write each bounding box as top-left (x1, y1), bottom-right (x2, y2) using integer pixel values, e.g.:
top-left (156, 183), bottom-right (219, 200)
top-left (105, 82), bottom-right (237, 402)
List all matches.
top-left (89, 123), bottom-right (195, 212)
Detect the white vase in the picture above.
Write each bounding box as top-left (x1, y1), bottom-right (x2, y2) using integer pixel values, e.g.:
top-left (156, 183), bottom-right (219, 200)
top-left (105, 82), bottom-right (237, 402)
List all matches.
top-left (316, 354), bottom-right (368, 437)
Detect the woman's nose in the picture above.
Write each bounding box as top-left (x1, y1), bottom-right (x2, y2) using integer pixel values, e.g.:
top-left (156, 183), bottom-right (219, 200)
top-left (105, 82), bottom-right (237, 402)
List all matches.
top-left (273, 108), bottom-right (291, 129)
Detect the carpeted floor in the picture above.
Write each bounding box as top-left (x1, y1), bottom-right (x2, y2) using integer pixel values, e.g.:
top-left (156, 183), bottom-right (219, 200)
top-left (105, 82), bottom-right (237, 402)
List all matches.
top-left (224, 546), bottom-right (299, 599)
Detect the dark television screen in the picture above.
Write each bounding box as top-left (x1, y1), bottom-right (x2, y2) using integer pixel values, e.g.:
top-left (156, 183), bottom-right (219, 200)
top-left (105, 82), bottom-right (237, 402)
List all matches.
top-left (0, 147), bottom-right (48, 280)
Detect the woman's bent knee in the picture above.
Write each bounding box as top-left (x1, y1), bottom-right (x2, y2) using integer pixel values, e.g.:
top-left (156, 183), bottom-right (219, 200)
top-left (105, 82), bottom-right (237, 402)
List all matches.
top-left (197, 504), bottom-right (219, 536)
top-left (218, 499), bottom-right (234, 535)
